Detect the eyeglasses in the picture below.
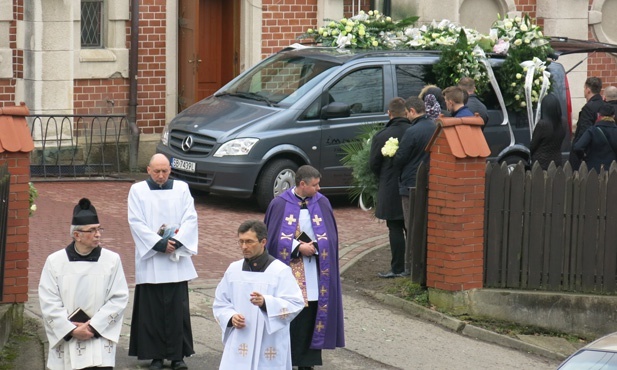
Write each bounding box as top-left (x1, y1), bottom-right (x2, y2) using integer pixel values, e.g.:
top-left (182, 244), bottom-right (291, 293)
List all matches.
top-left (77, 227), bottom-right (104, 234)
top-left (237, 239), bottom-right (260, 246)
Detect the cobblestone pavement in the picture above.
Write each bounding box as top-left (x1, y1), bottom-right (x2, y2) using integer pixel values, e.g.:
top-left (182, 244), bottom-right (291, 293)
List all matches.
top-left (28, 180), bottom-right (389, 293)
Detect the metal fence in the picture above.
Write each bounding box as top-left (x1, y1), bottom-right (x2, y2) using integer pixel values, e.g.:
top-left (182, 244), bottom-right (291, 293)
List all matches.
top-left (0, 163), bottom-right (10, 298)
top-left (28, 114), bottom-right (130, 178)
top-left (485, 161), bottom-right (617, 294)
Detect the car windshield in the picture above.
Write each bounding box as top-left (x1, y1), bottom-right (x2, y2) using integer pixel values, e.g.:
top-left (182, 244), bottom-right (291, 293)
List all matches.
top-left (222, 53), bottom-right (339, 106)
top-left (560, 349), bottom-right (617, 369)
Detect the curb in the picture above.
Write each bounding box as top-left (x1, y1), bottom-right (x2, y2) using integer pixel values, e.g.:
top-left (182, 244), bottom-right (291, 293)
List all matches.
top-left (350, 286), bottom-right (568, 362)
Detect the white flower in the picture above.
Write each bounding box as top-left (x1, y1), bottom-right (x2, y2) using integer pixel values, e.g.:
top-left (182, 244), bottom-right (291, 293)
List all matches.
top-left (520, 101), bottom-right (526, 107)
top-left (514, 39), bottom-right (522, 46)
top-left (524, 38), bottom-right (530, 44)
top-left (345, 25), bottom-right (353, 32)
top-left (307, 28), bottom-right (314, 34)
top-left (515, 95), bottom-right (520, 100)
top-left (381, 137), bottom-right (399, 157)
top-left (30, 204), bottom-right (37, 212)
top-left (372, 40), bottom-right (379, 47)
top-left (368, 10), bottom-right (374, 16)
top-left (520, 24), bottom-right (528, 32)
top-left (336, 33), bottom-right (352, 48)
top-left (511, 82), bottom-right (516, 87)
top-left (516, 73), bottom-right (522, 79)
top-left (505, 21), bottom-right (513, 29)
top-left (386, 17), bottom-right (392, 22)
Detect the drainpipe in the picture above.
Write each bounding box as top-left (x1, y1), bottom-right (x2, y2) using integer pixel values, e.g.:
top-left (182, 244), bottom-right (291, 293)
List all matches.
top-left (128, 0), bottom-right (140, 172)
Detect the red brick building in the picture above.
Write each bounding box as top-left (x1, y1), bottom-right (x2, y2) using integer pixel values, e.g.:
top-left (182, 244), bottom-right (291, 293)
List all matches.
top-left (0, 0), bottom-right (615, 166)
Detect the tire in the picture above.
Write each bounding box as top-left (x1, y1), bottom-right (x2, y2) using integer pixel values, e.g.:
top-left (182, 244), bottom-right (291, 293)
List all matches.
top-left (256, 159), bottom-right (299, 211)
top-left (502, 155), bottom-right (527, 173)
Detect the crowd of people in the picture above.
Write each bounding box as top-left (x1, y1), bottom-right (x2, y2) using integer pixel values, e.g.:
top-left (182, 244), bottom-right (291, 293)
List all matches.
top-left (36, 74), bottom-right (617, 370)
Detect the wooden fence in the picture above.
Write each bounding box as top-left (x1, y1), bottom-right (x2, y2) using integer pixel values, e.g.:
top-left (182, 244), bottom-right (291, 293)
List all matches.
top-left (484, 161), bottom-right (617, 294)
top-left (0, 163), bottom-right (9, 297)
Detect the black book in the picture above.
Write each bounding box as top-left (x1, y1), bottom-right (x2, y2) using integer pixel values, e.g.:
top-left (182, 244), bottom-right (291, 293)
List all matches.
top-left (68, 307), bottom-right (91, 323)
top-left (296, 231), bottom-right (313, 244)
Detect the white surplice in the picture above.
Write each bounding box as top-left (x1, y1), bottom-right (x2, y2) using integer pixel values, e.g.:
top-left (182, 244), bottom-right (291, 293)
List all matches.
top-left (213, 259), bottom-right (304, 370)
top-left (128, 180), bottom-right (198, 284)
top-left (38, 248), bottom-right (129, 370)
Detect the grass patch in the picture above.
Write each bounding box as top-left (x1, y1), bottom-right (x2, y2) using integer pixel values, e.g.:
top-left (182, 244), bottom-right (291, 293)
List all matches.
top-left (0, 318), bottom-right (42, 370)
top-left (385, 279), bottom-right (429, 306)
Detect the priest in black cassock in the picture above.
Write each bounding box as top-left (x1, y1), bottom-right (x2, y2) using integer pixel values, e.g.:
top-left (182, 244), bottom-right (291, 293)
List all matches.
top-left (264, 165), bottom-right (345, 370)
top-left (39, 198), bottom-right (129, 370)
top-left (127, 154), bottom-right (199, 370)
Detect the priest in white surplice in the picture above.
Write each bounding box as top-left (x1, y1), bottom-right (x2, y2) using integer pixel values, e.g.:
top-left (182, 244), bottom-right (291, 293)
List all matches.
top-left (213, 220), bottom-right (304, 370)
top-left (39, 198), bottom-right (129, 370)
top-left (128, 154), bottom-right (198, 370)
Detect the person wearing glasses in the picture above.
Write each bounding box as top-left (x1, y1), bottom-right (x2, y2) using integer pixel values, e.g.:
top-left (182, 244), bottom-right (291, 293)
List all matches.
top-left (213, 220), bottom-right (304, 369)
top-left (264, 165), bottom-right (345, 370)
top-left (127, 153), bottom-right (199, 370)
top-left (38, 198), bottom-right (129, 370)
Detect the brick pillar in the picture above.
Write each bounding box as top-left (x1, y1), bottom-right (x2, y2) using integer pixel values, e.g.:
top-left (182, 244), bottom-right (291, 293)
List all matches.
top-left (425, 115), bottom-right (489, 291)
top-left (0, 103), bottom-right (34, 303)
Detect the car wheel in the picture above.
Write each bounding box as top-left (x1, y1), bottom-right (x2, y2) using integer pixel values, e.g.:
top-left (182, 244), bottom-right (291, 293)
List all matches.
top-left (502, 155), bottom-right (527, 174)
top-left (256, 159), bottom-right (299, 211)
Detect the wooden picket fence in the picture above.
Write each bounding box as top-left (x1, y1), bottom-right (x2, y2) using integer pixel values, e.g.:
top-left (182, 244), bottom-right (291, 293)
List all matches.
top-left (484, 161), bottom-right (617, 294)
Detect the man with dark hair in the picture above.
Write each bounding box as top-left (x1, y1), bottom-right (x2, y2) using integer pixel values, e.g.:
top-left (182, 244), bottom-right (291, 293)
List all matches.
top-left (569, 76), bottom-right (604, 170)
top-left (394, 97), bottom-right (436, 242)
top-left (39, 198), bottom-right (129, 370)
top-left (264, 165), bottom-right (345, 370)
top-left (458, 77), bottom-right (488, 124)
top-left (213, 220), bottom-right (304, 369)
top-left (370, 97), bottom-right (411, 278)
top-left (128, 153), bottom-right (198, 370)
top-left (443, 86), bottom-right (474, 118)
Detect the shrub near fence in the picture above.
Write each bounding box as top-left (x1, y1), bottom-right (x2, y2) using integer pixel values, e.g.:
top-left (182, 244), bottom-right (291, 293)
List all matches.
top-left (484, 161), bottom-right (617, 294)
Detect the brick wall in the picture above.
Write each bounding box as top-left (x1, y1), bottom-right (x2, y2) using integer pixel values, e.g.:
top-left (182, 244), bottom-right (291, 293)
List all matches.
top-left (0, 153), bottom-right (30, 303)
top-left (261, 0), bottom-right (318, 57)
top-left (73, 79), bottom-right (129, 116)
top-left (426, 133), bottom-right (486, 291)
top-left (0, 0), bottom-right (23, 109)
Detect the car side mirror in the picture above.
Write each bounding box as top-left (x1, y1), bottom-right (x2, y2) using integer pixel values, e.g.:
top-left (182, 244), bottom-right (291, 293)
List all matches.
top-left (321, 102), bottom-right (351, 119)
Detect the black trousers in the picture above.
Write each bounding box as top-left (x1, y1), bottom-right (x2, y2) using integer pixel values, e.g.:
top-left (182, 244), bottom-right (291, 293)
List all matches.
top-left (387, 219), bottom-right (406, 274)
top-left (290, 301), bottom-right (322, 367)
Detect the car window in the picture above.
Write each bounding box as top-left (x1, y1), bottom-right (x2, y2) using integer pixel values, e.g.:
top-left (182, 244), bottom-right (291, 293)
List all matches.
top-left (396, 64), bottom-right (430, 100)
top-left (328, 67), bottom-right (384, 114)
top-left (559, 349), bottom-right (617, 369)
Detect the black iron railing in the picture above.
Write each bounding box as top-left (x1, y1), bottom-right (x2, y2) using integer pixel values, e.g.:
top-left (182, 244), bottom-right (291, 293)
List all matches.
top-left (28, 114), bottom-right (130, 178)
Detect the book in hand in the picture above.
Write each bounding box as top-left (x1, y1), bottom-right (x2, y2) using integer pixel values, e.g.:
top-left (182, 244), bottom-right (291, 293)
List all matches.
top-left (68, 307), bottom-right (91, 323)
top-left (296, 231), bottom-right (313, 244)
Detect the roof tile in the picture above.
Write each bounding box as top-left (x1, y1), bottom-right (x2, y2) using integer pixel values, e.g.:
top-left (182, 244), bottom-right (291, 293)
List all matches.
top-left (0, 103), bottom-right (34, 153)
top-left (427, 115), bottom-right (491, 159)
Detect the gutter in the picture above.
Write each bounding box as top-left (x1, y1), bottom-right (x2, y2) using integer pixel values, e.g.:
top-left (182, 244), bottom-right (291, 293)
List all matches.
top-left (128, 0), bottom-right (140, 171)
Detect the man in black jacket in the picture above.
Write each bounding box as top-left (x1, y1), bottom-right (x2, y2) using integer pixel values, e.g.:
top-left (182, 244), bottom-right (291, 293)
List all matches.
top-left (370, 97), bottom-right (411, 278)
top-left (569, 77), bottom-right (604, 170)
top-left (394, 97), bottom-right (436, 235)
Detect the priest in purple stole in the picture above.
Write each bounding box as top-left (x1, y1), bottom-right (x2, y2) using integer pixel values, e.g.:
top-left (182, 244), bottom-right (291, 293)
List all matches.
top-left (264, 165), bottom-right (345, 370)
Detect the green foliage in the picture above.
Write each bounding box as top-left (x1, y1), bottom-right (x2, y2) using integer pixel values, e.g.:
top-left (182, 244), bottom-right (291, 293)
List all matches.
top-left (385, 279), bottom-right (429, 306)
top-left (340, 123), bottom-right (382, 210)
top-left (28, 182), bottom-right (38, 217)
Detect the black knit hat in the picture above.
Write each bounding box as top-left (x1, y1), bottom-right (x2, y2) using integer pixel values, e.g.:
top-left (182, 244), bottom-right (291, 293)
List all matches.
top-left (598, 103), bottom-right (615, 118)
top-left (72, 198), bottom-right (99, 225)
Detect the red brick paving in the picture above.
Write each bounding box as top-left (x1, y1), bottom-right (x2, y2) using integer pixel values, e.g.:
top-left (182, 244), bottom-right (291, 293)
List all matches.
top-left (28, 180), bottom-right (389, 293)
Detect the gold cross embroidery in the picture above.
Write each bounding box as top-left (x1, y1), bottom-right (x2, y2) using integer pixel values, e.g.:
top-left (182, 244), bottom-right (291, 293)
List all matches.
top-left (320, 285), bottom-right (328, 296)
top-left (104, 340), bottom-right (113, 353)
top-left (279, 307), bottom-right (290, 319)
top-left (319, 304), bottom-right (328, 312)
top-left (285, 214), bottom-right (297, 225)
top-left (316, 232), bottom-right (328, 241)
top-left (264, 347), bottom-right (277, 360)
top-left (321, 249), bottom-right (328, 260)
top-left (315, 321), bottom-right (325, 332)
top-left (238, 343), bottom-right (249, 357)
top-left (312, 214), bottom-right (322, 226)
top-left (280, 232), bottom-right (293, 241)
top-left (321, 268), bottom-right (330, 277)
top-left (280, 248), bottom-right (289, 260)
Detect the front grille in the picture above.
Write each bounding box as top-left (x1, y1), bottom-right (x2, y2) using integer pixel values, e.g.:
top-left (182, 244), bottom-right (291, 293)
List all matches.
top-left (169, 130), bottom-right (217, 156)
top-left (171, 169), bottom-right (214, 186)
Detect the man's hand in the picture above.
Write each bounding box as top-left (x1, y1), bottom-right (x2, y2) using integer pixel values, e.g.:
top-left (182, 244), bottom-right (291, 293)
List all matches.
top-left (298, 241), bottom-right (316, 257)
top-left (231, 313), bottom-right (246, 329)
top-left (165, 239), bottom-right (177, 254)
top-left (71, 321), bottom-right (95, 341)
top-left (250, 292), bottom-right (265, 308)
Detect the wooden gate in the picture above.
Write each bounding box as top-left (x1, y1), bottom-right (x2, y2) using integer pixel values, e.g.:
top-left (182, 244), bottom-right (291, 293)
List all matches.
top-left (484, 161), bottom-right (617, 293)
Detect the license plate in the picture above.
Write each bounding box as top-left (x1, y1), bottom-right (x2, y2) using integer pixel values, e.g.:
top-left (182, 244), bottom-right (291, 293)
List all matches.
top-left (171, 158), bottom-right (196, 173)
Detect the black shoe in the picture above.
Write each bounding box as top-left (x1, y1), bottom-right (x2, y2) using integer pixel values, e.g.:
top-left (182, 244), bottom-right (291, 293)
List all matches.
top-left (172, 359), bottom-right (188, 370)
top-left (149, 359), bottom-right (164, 370)
top-left (298, 367), bottom-right (314, 370)
top-left (378, 271), bottom-right (402, 278)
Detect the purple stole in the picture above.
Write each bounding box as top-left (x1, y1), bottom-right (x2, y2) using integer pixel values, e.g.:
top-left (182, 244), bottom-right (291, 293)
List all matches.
top-left (276, 191), bottom-right (331, 348)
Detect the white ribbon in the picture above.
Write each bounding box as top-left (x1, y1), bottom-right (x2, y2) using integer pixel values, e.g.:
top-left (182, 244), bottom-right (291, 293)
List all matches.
top-left (520, 58), bottom-right (551, 136)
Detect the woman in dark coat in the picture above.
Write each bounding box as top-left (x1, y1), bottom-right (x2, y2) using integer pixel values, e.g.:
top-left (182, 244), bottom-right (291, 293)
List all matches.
top-left (573, 103), bottom-right (617, 172)
top-left (529, 93), bottom-right (566, 170)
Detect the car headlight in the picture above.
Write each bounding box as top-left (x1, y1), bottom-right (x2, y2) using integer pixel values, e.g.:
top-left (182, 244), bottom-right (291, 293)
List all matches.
top-left (213, 138), bottom-right (259, 157)
top-left (161, 125), bottom-right (170, 146)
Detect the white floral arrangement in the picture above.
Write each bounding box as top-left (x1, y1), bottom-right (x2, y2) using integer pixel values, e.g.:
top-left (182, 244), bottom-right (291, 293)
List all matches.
top-left (381, 137), bottom-right (399, 157)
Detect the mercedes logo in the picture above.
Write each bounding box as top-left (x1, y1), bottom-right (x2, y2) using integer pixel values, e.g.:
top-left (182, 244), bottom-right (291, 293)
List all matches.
top-left (181, 135), bottom-right (194, 152)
